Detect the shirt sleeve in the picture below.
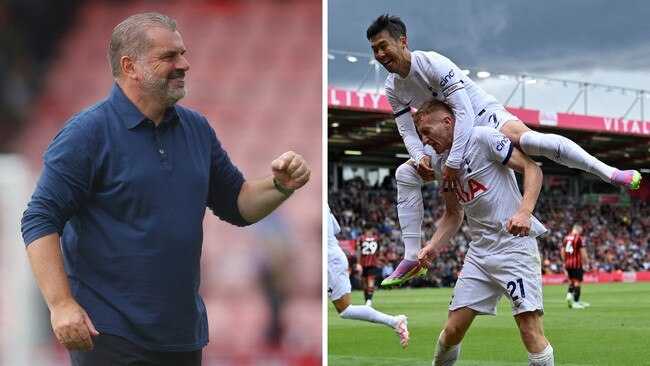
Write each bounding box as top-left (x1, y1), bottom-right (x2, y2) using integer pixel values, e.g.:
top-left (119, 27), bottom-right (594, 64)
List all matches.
top-left (386, 85), bottom-right (426, 165)
top-left (21, 123), bottom-right (94, 246)
top-left (427, 57), bottom-right (474, 169)
top-left (481, 127), bottom-right (514, 165)
top-left (206, 125), bottom-right (249, 226)
top-left (330, 213), bottom-right (341, 236)
top-left (327, 204), bottom-right (341, 236)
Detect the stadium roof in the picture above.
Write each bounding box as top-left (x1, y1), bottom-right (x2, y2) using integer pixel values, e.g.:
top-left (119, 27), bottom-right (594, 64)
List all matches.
top-left (328, 88), bottom-right (650, 177)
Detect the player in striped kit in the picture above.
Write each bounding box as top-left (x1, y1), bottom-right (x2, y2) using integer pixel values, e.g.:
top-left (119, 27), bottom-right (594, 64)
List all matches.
top-left (357, 224), bottom-right (381, 306)
top-left (366, 14), bottom-right (642, 288)
top-left (414, 100), bottom-right (554, 366)
top-left (561, 224), bottom-right (590, 309)
top-left (327, 205), bottom-right (410, 348)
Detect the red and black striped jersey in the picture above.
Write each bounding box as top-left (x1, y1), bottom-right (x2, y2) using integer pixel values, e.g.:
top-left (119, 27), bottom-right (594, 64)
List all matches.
top-left (358, 234), bottom-right (380, 268)
top-left (562, 233), bottom-right (584, 269)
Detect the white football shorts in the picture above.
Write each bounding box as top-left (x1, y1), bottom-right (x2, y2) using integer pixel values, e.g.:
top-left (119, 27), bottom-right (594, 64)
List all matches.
top-left (450, 238), bottom-right (544, 316)
top-left (328, 246), bottom-right (351, 302)
top-left (474, 106), bottom-right (520, 132)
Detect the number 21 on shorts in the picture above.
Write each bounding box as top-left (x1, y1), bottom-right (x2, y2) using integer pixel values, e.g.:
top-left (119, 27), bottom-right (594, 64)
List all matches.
top-left (507, 278), bottom-right (526, 301)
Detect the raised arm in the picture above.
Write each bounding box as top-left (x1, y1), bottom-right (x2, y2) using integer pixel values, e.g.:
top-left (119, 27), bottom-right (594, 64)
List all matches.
top-left (237, 151), bottom-right (310, 223)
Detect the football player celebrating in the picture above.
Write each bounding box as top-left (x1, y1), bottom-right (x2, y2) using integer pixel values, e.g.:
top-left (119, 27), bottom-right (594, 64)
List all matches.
top-left (415, 99), bottom-right (554, 365)
top-left (367, 14), bottom-right (642, 288)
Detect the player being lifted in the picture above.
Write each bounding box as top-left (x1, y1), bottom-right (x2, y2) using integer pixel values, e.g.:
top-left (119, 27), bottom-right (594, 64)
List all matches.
top-left (357, 224), bottom-right (381, 306)
top-left (367, 14), bottom-right (643, 287)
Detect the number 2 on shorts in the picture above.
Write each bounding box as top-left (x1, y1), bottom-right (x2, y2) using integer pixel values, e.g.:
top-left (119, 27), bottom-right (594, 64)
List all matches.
top-left (506, 278), bottom-right (526, 301)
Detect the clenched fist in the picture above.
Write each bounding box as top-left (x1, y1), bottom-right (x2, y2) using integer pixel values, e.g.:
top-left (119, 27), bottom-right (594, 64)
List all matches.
top-left (271, 151), bottom-right (311, 192)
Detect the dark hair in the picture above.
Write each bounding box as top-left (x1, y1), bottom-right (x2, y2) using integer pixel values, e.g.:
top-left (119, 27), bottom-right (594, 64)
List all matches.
top-left (366, 14), bottom-right (407, 41)
top-left (413, 99), bottom-right (453, 125)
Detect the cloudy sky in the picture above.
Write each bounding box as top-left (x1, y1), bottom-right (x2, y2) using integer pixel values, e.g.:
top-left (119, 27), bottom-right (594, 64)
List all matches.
top-left (328, 0), bottom-right (650, 119)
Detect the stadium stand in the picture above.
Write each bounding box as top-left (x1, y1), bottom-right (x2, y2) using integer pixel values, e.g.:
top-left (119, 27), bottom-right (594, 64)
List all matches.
top-left (329, 175), bottom-right (650, 289)
top-left (0, 0), bottom-right (81, 149)
top-left (3, 1), bottom-right (321, 365)
top-left (328, 80), bottom-right (649, 290)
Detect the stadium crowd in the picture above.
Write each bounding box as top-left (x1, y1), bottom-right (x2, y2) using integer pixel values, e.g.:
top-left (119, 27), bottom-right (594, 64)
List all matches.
top-left (3, 2), bottom-right (323, 364)
top-left (0, 0), bottom-right (79, 152)
top-left (329, 176), bottom-right (650, 289)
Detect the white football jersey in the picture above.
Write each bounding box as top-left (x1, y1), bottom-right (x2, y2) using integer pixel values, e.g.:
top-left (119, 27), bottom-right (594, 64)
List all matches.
top-left (386, 51), bottom-right (501, 169)
top-left (428, 126), bottom-right (547, 257)
top-left (327, 205), bottom-right (342, 251)
top-left (327, 205), bottom-right (351, 301)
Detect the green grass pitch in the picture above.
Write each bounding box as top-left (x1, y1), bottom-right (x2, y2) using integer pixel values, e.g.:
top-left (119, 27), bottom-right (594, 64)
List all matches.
top-left (327, 282), bottom-right (650, 365)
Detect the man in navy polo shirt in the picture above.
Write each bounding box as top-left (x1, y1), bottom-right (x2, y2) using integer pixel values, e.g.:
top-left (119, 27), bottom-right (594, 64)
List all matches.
top-left (21, 12), bottom-right (311, 365)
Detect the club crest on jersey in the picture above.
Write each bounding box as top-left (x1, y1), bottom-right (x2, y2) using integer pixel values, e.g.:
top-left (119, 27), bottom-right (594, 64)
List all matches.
top-left (454, 179), bottom-right (488, 203)
top-left (439, 69), bottom-right (455, 87)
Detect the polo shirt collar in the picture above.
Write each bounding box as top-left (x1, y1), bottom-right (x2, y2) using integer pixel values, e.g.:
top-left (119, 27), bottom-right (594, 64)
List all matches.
top-left (109, 83), bottom-right (180, 129)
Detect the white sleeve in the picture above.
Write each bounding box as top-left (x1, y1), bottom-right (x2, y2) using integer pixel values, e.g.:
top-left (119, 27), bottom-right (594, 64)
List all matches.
top-left (386, 86), bottom-right (426, 165)
top-left (426, 58), bottom-right (475, 169)
top-left (330, 213), bottom-right (341, 235)
top-left (481, 127), bottom-right (514, 165)
top-left (327, 205), bottom-right (341, 236)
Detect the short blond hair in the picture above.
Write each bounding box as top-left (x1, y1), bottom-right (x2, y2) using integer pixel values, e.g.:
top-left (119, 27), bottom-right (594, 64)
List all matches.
top-left (413, 99), bottom-right (453, 125)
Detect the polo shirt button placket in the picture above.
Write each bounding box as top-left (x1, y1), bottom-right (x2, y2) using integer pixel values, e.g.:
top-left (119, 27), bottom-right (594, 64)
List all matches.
top-left (153, 126), bottom-right (170, 168)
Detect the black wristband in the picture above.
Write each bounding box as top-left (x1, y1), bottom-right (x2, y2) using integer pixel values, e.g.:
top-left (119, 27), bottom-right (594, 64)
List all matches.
top-left (273, 177), bottom-right (294, 196)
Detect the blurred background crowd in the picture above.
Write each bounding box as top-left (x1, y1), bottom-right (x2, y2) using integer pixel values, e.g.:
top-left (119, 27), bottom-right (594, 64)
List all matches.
top-left (0, 0), bottom-right (78, 152)
top-left (0, 0), bottom-right (322, 365)
top-left (329, 176), bottom-right (650, 290)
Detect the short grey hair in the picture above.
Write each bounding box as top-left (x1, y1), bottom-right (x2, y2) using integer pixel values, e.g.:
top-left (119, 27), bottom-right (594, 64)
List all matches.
top-left (108, 12), bottom-right (178, 78)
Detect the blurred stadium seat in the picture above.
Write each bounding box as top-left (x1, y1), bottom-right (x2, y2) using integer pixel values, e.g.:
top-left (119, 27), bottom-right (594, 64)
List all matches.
top-left (329, 176), bottom-right (650, 290)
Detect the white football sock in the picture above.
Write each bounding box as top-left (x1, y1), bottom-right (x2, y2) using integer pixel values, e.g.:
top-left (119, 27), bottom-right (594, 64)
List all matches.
top-left (395, 163), bottom-right (424, 261)
top-left (339, 305), bottom-right (395, 327)
top-left (519, 131), bottom-right (615, 182)
top-left (433, 330), bottom-right (461, 366)
top-left (528, 343), bottom-right (554, 366)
